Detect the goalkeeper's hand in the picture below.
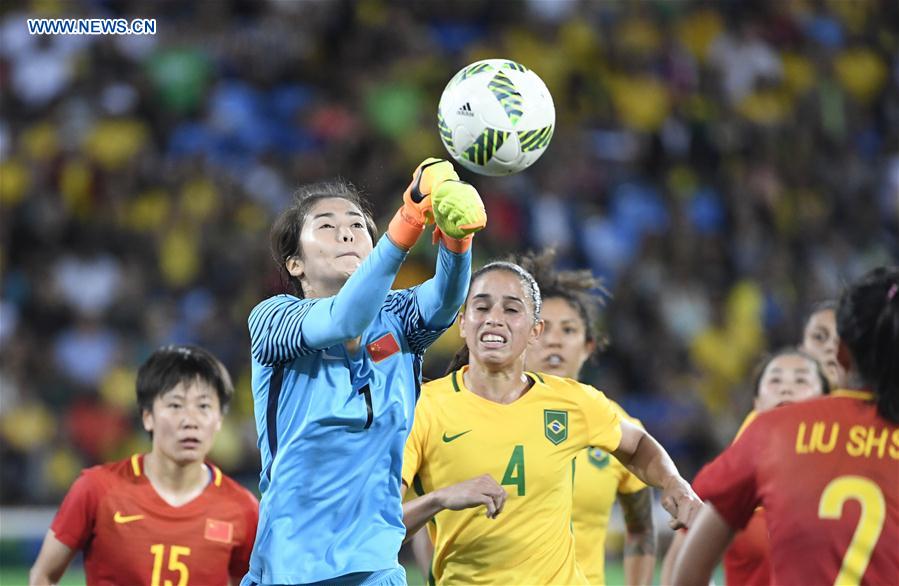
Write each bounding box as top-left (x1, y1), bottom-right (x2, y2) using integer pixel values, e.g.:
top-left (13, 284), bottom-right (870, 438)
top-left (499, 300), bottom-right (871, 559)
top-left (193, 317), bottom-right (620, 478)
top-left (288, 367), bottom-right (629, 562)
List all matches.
top-left (431, 180), bottom-right (486, 253)
top-left (387, 158), bottom-right (459, 250)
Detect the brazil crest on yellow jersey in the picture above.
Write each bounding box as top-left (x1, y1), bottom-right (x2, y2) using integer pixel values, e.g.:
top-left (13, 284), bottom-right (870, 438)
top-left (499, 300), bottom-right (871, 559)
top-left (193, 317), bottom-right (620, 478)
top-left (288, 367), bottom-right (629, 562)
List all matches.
top-left (402, 367), bottom-right (623, 585)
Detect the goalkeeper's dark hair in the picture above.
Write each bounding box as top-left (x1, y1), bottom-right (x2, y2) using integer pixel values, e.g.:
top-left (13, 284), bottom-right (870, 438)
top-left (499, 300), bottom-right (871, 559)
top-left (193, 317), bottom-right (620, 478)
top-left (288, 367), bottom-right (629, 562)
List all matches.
top-left (445, 261), bottom-right (542, 375)
top-left (136, 345), bottom-right (234, 417)
top-left (506, 249), bottom-right (610, 354)
top-left (270, 180), bottom-right (378, 298)
top-left (836, 266), bottom-right (899, 423)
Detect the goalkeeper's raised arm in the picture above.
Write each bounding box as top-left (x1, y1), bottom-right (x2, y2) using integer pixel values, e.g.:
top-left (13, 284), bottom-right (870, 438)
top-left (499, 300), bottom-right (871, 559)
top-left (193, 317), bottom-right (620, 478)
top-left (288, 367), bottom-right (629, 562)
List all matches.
top-left (244, 158), bottom-right (485, 586)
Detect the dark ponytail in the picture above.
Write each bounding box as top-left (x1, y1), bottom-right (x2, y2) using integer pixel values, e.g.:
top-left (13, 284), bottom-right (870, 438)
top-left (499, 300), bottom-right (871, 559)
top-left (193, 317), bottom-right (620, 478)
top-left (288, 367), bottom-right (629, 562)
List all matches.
top-left (836, 266), bottom-right (899, 423)
top-left (445, 345), bottom-right (470, 375)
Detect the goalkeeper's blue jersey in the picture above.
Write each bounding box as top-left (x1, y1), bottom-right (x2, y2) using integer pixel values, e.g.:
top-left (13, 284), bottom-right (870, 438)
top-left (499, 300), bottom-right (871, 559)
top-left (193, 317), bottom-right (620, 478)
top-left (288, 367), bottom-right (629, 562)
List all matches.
top-left (244, 238), bottom-right (469, 585)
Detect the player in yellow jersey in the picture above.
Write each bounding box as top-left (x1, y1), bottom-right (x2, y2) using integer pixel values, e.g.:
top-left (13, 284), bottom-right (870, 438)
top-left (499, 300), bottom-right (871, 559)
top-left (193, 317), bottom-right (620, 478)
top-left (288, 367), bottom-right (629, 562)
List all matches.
top-left (407, 250), bottom-right (656, 584)
top-left (517, 250), bottom-right (656, 585)
top-left (400, 261), bottom-right (701, 585)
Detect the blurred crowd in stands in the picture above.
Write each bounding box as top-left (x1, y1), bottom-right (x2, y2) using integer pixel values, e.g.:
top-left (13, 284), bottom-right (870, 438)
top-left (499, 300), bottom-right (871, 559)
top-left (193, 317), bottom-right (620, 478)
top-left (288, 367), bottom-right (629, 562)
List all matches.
top-left (1, 0), bottom-right (897, 504)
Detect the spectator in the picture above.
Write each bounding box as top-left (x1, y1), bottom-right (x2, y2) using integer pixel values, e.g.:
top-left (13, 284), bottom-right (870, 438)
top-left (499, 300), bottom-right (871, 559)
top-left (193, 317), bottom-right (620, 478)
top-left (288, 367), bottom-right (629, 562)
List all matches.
top-left (1, 0), bottom-right (897, 505)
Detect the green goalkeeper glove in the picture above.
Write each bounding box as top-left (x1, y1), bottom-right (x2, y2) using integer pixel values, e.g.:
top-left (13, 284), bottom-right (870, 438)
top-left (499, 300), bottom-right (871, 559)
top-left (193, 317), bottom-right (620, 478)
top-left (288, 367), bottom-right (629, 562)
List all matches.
top-left (431, 180), bottom-right (486, 253)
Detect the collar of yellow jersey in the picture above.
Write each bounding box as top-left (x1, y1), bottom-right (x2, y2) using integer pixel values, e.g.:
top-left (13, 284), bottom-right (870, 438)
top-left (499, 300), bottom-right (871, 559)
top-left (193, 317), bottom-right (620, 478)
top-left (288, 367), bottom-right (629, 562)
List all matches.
top-left (450, 366), bottom-right (543, 393)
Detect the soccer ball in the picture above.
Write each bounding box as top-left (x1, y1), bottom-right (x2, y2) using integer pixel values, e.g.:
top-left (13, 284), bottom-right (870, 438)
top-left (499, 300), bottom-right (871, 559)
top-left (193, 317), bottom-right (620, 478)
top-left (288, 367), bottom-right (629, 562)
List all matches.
top-left (438, 59), bottom-right (555, 176)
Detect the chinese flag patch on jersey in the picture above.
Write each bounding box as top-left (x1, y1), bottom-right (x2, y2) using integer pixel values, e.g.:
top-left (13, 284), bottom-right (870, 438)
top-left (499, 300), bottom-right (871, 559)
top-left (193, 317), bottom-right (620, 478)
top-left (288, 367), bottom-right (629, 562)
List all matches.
top-left (204, 518), bottom-right (233, 544)
top-left (367, 333), bottom-right (400, 363)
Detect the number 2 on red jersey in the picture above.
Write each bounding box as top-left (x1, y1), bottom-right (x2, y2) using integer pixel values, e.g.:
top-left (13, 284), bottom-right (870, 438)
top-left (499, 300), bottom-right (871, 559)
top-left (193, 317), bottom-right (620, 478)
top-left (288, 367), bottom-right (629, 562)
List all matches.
top-left (817, 475), bottom-right (886, 586)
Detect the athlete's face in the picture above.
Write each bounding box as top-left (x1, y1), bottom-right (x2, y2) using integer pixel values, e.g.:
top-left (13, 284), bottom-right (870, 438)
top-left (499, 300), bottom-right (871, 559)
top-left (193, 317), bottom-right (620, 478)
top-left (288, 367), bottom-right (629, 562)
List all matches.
top-left (754, 353), bottom-right (824, 412)
top-left (460, 270), bottom-right (543, 369)
top-left (288, 197), bottom-right (374, 297)
top-left (526, 297), bottom-right (594, 379)
top-left (800, 308), bottom-right (844, 389)
top-left (143, 379), bottom-right (223, 466)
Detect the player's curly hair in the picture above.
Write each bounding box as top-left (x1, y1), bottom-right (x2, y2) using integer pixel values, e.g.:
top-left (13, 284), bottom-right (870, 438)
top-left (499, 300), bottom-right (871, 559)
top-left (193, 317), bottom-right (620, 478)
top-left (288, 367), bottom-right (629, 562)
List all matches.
top-left (507, 248), bottom-right (610, 354)
top-left (837, 266), bottom-right (899, 423)
top-left (270, 179), bottom-right (379, 298)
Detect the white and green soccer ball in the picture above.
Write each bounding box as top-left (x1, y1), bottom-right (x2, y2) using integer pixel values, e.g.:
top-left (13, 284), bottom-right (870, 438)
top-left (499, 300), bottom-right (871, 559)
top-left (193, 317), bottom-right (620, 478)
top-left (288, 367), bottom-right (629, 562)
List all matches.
top-left (438, 59), bottom-right (555, 176)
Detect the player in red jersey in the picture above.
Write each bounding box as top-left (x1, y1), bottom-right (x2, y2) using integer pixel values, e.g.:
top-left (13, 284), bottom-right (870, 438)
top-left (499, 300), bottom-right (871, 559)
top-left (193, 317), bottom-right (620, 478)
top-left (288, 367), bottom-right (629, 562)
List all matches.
top-left (661, 344), bottom-right (832, 585)
top-left (672, 267), bottom-right (899, 586)
top-left (662, 300), bottom-right (843, 585)
top-left (29, 345), bottom-right (259, 586)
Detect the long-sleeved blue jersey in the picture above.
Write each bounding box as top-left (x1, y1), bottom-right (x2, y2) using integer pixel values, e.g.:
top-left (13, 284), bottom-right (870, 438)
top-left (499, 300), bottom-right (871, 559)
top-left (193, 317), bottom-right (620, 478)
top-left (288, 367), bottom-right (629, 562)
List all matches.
top-left (244, 236), bottom-right (469, 585)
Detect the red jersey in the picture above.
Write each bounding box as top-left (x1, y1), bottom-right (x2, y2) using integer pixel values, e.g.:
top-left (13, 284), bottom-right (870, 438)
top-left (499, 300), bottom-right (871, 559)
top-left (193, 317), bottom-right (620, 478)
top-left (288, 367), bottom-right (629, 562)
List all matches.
top-left (695, 390), bottom-right (899, 586)
top-left (724, 509), bottom-right (771, 585)
top-left (694, 410), bottom-right (771, 586)
top-left (51, 454), bottom-right (259, 586)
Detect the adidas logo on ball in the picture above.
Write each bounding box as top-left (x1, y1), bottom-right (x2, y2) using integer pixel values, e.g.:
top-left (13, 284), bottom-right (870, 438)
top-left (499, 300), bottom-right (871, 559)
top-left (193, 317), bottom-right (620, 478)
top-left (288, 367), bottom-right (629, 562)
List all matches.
top-left (457, 102), bottom-right (474, 117)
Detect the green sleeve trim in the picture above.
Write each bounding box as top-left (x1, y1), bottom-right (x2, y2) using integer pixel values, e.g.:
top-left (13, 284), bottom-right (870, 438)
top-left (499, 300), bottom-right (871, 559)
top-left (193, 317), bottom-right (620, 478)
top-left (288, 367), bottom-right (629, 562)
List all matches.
top-left (412, 474), bottom-right (426, 497)
top-left (527, 371), bottom-right (545, 384)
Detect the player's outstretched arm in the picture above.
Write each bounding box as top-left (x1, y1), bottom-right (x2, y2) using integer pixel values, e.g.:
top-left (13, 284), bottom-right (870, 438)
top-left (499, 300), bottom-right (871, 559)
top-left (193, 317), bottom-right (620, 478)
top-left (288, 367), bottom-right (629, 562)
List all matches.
top-left (296, 236), bottom-right (407, 349)
top-left (409, 529), bottom-right (435, 582)
top-left (612, 420), bottom-right (702, 530)
top-left (618, 487), bottom-right (657, 586)
top-left (250, 236), bottom-right (408, 362)
top-left (670, 504), bottom-right (734, 586)
top-left (29, 530), bottom-right (76, 586)
top-left (659, 529), bottom-right (687, 586)
top-left (400, 475), bottom-right (507, 541)
top-left (324, 158), bottom-right (474, 338)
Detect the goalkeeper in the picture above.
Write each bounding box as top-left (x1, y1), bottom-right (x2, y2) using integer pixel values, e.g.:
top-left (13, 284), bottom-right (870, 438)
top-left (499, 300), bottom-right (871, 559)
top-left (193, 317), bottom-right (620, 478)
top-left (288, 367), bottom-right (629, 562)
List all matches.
top-left (243, 159), bottom-right (484, 586)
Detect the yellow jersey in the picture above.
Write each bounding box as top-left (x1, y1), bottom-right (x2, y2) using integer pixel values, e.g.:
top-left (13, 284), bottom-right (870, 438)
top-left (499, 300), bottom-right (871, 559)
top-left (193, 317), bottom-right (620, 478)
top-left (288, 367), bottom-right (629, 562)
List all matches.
top-left (402, 367), bottom-right (623, 585)
top-left (735, 409), bottom-right (758, 440)
top-left (571, 400), bottom-right (647, 585)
